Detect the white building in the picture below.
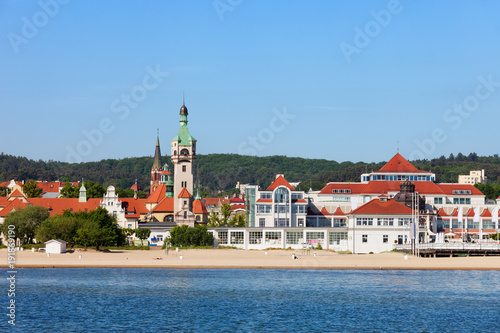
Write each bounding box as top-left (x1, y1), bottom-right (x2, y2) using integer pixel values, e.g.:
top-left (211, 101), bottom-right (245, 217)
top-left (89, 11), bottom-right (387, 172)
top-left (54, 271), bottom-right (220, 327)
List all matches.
top-left (45, 239), bottom-right (67, 254)
top-left (458, 170), bottom-right (487, 185)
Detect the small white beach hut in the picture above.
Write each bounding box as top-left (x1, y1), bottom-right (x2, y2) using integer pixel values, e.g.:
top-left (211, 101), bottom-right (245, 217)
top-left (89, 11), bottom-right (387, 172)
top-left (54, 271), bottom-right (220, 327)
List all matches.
top-left (45, 239), bottom-right (67, 254)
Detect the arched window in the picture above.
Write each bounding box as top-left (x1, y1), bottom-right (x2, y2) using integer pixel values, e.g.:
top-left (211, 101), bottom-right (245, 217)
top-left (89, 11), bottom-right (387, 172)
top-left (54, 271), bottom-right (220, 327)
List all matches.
top-left (180, 149), bottom-right (189, 156)
top-left (274, 187), bottom-right (289, 203)
top-left (184, 211), bottom-right (187, 219)
top-left (164, 215), bottom-right (174, 223)
top-left (196, 215), bottom-right (200, 222)
top-left (174, 150), bottom-right (177, 155)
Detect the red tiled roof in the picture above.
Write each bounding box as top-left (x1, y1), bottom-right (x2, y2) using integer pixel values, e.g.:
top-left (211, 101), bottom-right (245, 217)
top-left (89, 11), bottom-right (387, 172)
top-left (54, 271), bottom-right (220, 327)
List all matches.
top-left (28, 198), bottom-right (101, 216)
top-left (437, 208), bottom-right (448, 217)
top-left (361, 181), bottom-right (445, 195)
top-left (266, 175), bottom-right (295, 191)
top-left (377, 153), bottom-right (428, 173)
top-left (319, 183), bottom-right (367, 195)
top-left (256, 199), bottom-right (272, 203)
top-left (10, 189), bottom-right (25, 197)
top-left (193, 199), bottom-right (208, 214)
top-left (0, 198), bottom-right (27, 216)
top-left (230, 198), bottom-right (244, 203)
top-left (151, 196), bottom-right (174, 213)
top-left (178, 187), bottom-right (192, 198)
top-left (293, 199), bottom-right (307, 203)
top-left (146, 184), bottom-right (166, 203)
top-left (130, 183), bottom-right (143, 192)
top-left (320, 207), bottom-right (331, 215)
top-left (120, 198), bottom-right (148, 217)
top-left (481, 208), bottom-right (491, 217)
top-left (436, 184), bottom-right (484, 196)
top-left (465, 208), bottom-right (475, 217)
top-left (332, 207), bottom-right (345, 216)
top-left (349, 198), bottom-right (415, 215)
top-left (450, 208), bottom-right (458, 217)
top-left (231, 204), bottom-right (246, 211)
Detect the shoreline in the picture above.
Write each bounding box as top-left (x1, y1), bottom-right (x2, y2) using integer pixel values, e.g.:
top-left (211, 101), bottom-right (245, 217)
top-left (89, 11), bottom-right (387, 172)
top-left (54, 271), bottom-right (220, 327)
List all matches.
top-left (1, 248), bottom-right (499, 270)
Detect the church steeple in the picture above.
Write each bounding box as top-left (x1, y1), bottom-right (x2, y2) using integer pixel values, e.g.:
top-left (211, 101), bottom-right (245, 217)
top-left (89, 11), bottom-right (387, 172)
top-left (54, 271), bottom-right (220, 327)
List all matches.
top-left (150, 132), bottom-right (164, 193)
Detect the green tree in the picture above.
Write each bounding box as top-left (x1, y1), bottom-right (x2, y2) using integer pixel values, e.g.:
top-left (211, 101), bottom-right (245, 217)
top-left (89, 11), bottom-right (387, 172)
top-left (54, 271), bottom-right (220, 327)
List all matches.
top-left (22, 180), bottom-right (42, 198)
top-left (60, 182), bottom-right (79, 198)
top-left (35, 214), bottom-right (82, 246)
top-left (0, 186), bottom-right (10, 197)
top-left (1, 205), bottom-right (49, 244)
top-left (135, 229), bottom-right (151, 246)
top-left (207, 210), bottom-right (221, 227)
top-left (229, 212), bottom-right (246, 227)
top-left (220, 202), bottom-right (232, 226)
top-left (83, 180), bottom-right (106, 199)
top-left (166, 225), bottom-right (213, 247)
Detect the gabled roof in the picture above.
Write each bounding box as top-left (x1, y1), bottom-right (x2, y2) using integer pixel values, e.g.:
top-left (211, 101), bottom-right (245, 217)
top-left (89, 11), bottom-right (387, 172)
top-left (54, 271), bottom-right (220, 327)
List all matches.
top-left (465, 208), bottom-right (475, 217)
top-left (437, 208), bottom-right (448, 217)
top-left (9, 189), bottom-right (25, 197)
top-left (481, 208), bottom-right (491, 217)
top-left (151, 196), bottom-right (174, 213)
top-left (193, 199), bottom-right (208, 214)
top-left (332, 207), bottom-right (345, 216)
top-left (0, 198), bottom-right (27, 216)
top-left (361, 181), bottom-right (445, 195)
top-left (178, 187), bottom-right (192, 198)
top-left (349, 198), bottom-right (415, 215)
top-left (266, 175), bottom-right (295, 191)
top-left (146, 184), bottom-right (166, 203)
top-left (28, 198), bottom-right (101, 216)
top-left (376, 153), bottom-right (428, 173)
top-left (120, 198), bottom-right (148, 218)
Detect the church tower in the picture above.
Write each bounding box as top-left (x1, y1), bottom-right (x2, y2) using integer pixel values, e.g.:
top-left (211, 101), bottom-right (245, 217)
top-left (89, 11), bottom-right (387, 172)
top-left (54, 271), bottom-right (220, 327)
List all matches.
top-left (150, 133), bottom-right (163, 193)
top-left (171, 101), bottom-right (197, 224)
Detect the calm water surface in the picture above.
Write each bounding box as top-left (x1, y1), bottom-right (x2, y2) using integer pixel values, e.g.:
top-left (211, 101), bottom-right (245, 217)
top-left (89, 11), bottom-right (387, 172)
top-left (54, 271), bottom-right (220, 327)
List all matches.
top-left (2, 268), bottom-right (500, 332)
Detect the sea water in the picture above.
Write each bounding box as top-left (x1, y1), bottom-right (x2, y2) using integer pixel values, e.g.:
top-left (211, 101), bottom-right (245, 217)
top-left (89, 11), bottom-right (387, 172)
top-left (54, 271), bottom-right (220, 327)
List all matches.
top-left (3, 268), bottom-right (500, 332)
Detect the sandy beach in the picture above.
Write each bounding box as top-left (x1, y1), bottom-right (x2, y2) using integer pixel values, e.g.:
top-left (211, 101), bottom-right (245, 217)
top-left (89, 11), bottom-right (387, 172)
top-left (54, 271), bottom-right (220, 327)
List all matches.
top-left (1, 247), bottom-right (499, 270)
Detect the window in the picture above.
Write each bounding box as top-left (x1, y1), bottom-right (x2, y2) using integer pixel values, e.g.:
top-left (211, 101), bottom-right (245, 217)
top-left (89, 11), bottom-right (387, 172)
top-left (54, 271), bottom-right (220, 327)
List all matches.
top-left (398, 235), bottom-right (403, 244)
top-left (182, 165), bottom-right (186, 172)
top-left (230, 231), bottom-right (244, 244)
top-left (383, 235), bottom-right (388, 243)
top-left (297, 218), bottom-right (304, 227)
top-left (306, 231), bottom-right (325, 245)
top-left (332, 189), bottom-right (351, 194)
top-left (265, 231), bottom-right (281, 244)
top-left (453, 190), bottom-right (472, 195)
top-left (184, 200), bottom-right (187, 206)
top-left (286, 231), bottom-right (303, 245)
top-left (377, 218), bottom-right (394, 226)
top-left (249, 231), bottom-right (263, 244)
top-left (398, 218), bottom-right (412, 227)
top-left (483, 220), bottom-right (495, 229)
top-left (453, 198), bottom-right (471, 205)
top-left (218, 231), bottom-right (228, 244)
top-left (196, 215), bottom-right (200, 222)
top-left (332, 196), bottom-right (350, 202)
top-left (157, 235), bottom-right (163, 241)
top-left (183, 211), bottom-right (187, 219)
top-left (292, 205), bottom-right (306, 214)
top-left (362, 235), bottom-right (368, 243)
top-left (452, 220), bottom-right (462, 229)
top-left (329, 232), bottom-right (347, 245)
top-left (260, 193), bottom-right (272, 199)
top-left (291, 193), bottom-right (303, 200)
top-left (437, 219), bottom-right (449, 230)
top-left (259, 218), bottom-right (266, 227)
top-left (434, 197), bottom-right (443, 204)
top-left (467, 219), bottom-right (479, 229)
top-left (180, 149), bottom-right (189, 156)
top-left (274, 187), bottom-right (289, 203)
top-left (127, 224), bottom-right (132, 228)
top-left (333, 218), bottom-right (347, 227)
top-left (356, 218), bottom-right (373, 226)
top-left (274, 218), bottom-right (289, 227)
top-left (113, 211), bottom-right (117, 217)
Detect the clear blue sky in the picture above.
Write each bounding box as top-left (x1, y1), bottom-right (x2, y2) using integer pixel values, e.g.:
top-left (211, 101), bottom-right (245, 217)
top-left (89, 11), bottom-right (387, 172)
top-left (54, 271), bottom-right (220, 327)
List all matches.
top-left (1, 0), bottom-right (499, 164)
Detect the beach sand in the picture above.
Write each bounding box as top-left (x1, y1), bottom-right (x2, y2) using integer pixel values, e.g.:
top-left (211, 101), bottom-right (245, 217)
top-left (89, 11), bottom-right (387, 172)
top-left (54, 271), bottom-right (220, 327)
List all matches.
top-left (1, 247), bottom-right (500, 270)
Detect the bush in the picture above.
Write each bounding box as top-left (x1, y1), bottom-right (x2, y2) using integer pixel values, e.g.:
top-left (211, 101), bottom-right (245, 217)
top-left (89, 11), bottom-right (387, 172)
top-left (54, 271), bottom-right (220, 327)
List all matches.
top-left (166, 225), bottom-right (214, 247)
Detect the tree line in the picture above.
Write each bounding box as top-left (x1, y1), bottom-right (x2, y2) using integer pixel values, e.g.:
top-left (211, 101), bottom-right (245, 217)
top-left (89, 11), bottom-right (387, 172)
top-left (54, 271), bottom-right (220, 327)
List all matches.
top-left (1, 152), bottom-right (500, 196)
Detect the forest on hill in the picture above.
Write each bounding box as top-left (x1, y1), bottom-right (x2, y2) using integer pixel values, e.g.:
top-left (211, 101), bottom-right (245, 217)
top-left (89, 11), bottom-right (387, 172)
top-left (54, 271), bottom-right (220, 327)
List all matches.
top-left (1, 152), bottom-right (500, 197)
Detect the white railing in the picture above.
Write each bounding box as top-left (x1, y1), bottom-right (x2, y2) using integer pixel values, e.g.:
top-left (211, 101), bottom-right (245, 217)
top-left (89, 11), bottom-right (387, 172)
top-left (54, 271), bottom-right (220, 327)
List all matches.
top-left (395, 243), bottom-right (500, 251)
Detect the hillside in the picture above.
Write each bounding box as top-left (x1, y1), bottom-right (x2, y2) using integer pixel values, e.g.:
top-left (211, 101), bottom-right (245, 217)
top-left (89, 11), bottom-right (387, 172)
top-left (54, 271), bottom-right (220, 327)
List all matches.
top-left (1, 152), bottom-right (499, 196)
